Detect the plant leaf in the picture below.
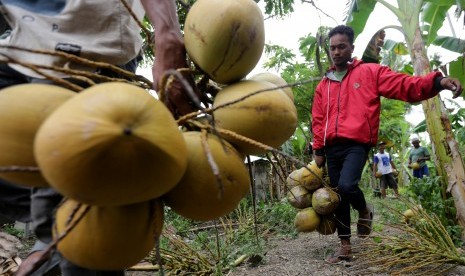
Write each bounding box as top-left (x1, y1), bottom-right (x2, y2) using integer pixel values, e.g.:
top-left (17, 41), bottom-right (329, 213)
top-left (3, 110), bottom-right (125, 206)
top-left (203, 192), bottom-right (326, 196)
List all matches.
top-left (345, 0), bottom-right (377, 40)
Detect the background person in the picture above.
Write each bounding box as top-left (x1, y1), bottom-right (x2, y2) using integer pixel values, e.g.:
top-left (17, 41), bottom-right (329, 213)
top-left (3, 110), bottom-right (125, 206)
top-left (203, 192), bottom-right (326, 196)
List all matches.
top-left (311, 25), bottom-right (462, 264)
top-left (373, 141), bottom-right (399, 199)
top-left (408, 137), bottom-right (431, 178)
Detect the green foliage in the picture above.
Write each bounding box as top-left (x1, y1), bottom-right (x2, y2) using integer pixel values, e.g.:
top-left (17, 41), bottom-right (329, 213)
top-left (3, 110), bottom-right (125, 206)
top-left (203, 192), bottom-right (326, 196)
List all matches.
top-left (0, 223), bottom-right (24, 238)
top-left (256, 0), bottom-right (295, 18)
top-left (259, 199), bottom-right (298, 237)
top-left (162, 197), bottom-right (297, 273)
top-left (405, 176), bottom-right (462, 245)
top-left (449, 56), bottom-right (465, 96)
top-left (345, 0), bottom-right (377, 41)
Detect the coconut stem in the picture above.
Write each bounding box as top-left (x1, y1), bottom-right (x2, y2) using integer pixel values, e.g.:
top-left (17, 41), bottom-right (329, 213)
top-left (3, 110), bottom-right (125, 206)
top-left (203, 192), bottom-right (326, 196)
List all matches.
top-left (123, 127), bottom-right (133, 136)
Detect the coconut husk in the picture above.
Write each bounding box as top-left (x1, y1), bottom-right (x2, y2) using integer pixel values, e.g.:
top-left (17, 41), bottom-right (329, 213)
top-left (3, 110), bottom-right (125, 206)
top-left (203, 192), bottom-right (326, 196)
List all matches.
top-left (294, 207), bottom-right (321, 232)
top-left (311, 187), bottom-right (339, 215)
top-left (287, 185), bottom-right (312, 209)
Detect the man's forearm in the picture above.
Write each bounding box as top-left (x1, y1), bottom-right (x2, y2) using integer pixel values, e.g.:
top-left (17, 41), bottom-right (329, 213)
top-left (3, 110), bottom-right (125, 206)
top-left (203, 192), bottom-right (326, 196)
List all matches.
top-left (141, 0), bottom-right (182, 40)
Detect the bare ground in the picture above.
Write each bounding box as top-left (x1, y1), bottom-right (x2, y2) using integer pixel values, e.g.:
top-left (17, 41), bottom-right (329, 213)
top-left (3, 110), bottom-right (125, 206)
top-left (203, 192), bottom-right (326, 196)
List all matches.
top-left (5, 203), bottom-right (465, 276)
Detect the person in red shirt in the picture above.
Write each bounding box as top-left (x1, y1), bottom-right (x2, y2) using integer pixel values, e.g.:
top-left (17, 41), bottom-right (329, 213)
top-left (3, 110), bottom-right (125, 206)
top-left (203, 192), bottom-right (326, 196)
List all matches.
top-left (312, 25), bottom-right (462, 264)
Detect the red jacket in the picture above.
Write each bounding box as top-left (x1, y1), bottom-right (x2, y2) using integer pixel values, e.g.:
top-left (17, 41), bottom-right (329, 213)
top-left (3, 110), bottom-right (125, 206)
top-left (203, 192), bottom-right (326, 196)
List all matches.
top-left (311, 59), bottom-right (442, 153)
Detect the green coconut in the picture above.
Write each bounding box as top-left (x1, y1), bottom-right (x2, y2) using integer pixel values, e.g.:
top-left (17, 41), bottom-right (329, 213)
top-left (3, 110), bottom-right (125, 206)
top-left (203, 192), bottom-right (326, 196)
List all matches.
top-left (300, 162), bottom-right (324, 192)
top-left (311, 187), bottom-right (340, 215)
top-left (411, 162), bottom-right (421, 170)
top-left (403, 205), bottom-right (422, 223)
top-left (184, 0), bottom-right (265, 84)
top-left (213, 80), bottom-right (297, 155)
top-left (287, 185), bottom-right (312, 209)
top-left (286, 168), bottom-right (304, 189)
top-left (294, 207), bottom-right (321, 232)
top-left (317, 215), bottom-right (337, 235)
top-left (249, 72), bottom-right (294, 102)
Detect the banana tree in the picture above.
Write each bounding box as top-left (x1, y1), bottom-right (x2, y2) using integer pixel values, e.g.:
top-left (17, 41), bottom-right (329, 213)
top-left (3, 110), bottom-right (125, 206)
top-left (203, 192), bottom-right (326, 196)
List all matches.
top-left (346, 0), bottom-right (465, 234)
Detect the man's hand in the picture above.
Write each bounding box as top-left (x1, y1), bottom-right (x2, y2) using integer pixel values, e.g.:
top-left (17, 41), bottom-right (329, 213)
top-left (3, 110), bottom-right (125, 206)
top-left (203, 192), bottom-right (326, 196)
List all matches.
top-left (152, 33), bottom-right (199, 117)
top-left (314, 155), bottom-right (326, 168)
top-left (440, 77), bottom-right (463, 98)
top-left (141, 0), bottom-right (201, 118)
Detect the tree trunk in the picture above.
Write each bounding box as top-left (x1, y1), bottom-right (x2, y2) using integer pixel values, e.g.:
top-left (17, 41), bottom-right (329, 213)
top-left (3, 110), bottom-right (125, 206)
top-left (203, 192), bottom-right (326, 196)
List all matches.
top-left (410, 27), bottom-right (465, 238)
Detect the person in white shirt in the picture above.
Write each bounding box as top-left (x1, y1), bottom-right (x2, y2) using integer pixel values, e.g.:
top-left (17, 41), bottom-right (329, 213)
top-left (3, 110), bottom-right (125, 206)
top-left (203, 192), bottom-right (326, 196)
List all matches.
top-left (373, 141), bottom-right (399, 199)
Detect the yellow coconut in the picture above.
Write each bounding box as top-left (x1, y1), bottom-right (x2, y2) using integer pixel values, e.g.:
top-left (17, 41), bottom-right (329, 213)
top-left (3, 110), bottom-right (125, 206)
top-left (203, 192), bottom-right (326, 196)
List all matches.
top-left (403, 205), bottom-right (422, 223)
top-left (287, 185), bottom-right (312, 209)
top-left (311, 187), bottom-right (340, 215)
top-left (34, 82), bottom-right (187, 206)
top-left (184, 0), bottom-right (265, 84)
top-left (300, 162), bottom-right (324, 192)
top-left (213, 80), bottom-right (297, 155)
top-left (294, 207), bottom-right (321, 232)
top-left (163, 131), bottom-right (250, 221)
top-left (0, 84), bottom-right (75, 187)
top-left (375, 171), bottom-right (383, 178)
top-left (317, 215), bottom-right (337, 235)
top-left (54, 198), bottom-right (163, 270)
top-left (411, 162), bottom-right (421, 170)
top-left (249, 72), bottom-right (294, 102)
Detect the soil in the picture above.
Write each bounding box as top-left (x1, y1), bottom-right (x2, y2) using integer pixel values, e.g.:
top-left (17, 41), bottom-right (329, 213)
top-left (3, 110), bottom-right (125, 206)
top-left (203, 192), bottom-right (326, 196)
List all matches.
top-left (5, 207), bottom-right (465, 275)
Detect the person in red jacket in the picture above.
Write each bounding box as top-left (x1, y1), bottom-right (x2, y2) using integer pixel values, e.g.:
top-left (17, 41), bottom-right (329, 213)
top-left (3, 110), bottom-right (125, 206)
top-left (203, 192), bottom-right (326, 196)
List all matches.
top-left (311, 25), bottom-right (462, 264)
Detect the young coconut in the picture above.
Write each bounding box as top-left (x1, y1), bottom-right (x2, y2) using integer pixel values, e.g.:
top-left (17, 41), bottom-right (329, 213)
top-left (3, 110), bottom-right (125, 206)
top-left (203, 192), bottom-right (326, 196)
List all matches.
top-left (375, 171), bottom-right (383, 178)
top-left (411, 162), bottom-right (421, 170)
top-left (249, 72), bottom-right (294, 102)
top-left (403, 205), bottom-right (422, 223)
top-left (0, 84), bottom-right (75, 187)
top-left (184, 0), bottom-right (264, 84)
top-left (317, 215), bottom-right (337, 235)
top-left (213, 80), bottom-right (297, 155)
top-left (294, 207), bottom-right (321, 232)
top-left (286, 167), bottom-right (304, 189)
top-left (34, 82), bottom-right (187, 206)
top-left (287, 185), bottom-right (312, 209)
top-left (299, 162), bottom-right (324, 192)
top-left (311, 187), bottom-right (340, 215)
top-left (54, 199), bottom-right (163, 270)
top-left (163, 131), bottom-right (250, 221)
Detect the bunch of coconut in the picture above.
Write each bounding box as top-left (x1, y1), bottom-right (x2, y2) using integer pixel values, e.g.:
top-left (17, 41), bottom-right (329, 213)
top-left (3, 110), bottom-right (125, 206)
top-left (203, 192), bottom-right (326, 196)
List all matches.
top-left (0, 82), bottom-right (170, 270)
top-left (286, 162), bottom-right (324, 209)
top-left (284, 163), bottom-right (339, 235)
top-left (293, 187), bottom-right (339, 235)
top-left (0, 0), bottom-right (290, 270)
top-left (0, 80), bottom-right (248, 271)
top-left (184, 0), bottom-right (297, 156)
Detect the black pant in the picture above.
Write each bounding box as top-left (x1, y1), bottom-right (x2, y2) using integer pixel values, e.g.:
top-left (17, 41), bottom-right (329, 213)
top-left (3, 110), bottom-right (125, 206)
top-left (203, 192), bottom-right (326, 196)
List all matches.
top-left (326, 142), bottom-right (370, 239)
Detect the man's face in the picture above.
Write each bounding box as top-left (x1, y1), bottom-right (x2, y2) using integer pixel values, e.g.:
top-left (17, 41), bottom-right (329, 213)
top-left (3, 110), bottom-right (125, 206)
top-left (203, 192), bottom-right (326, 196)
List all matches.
top-left (378, 144), bottom-right (385, 152)
top-left (329, 33), bottom-right (354, 69)
top-left (412, 141), bottom-right (420, 148)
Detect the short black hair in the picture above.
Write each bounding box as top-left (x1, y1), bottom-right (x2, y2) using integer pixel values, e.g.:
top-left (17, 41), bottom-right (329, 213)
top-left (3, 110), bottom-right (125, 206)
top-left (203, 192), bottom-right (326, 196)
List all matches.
top-left (328, 25), bottom-right (355, 45)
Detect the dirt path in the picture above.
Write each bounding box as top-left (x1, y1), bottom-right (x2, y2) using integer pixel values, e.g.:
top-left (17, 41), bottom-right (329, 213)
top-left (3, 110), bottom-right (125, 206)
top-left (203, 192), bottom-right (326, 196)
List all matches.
top-left (226, 228), bottom-right (465, 276)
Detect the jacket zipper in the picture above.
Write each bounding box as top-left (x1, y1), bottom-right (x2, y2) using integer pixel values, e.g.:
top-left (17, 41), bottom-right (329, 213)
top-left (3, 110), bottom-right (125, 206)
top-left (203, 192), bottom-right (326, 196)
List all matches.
top-left (335, 82), bottom-right (341, 139)
top-left (365, 113), bottom-right (373, 144)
